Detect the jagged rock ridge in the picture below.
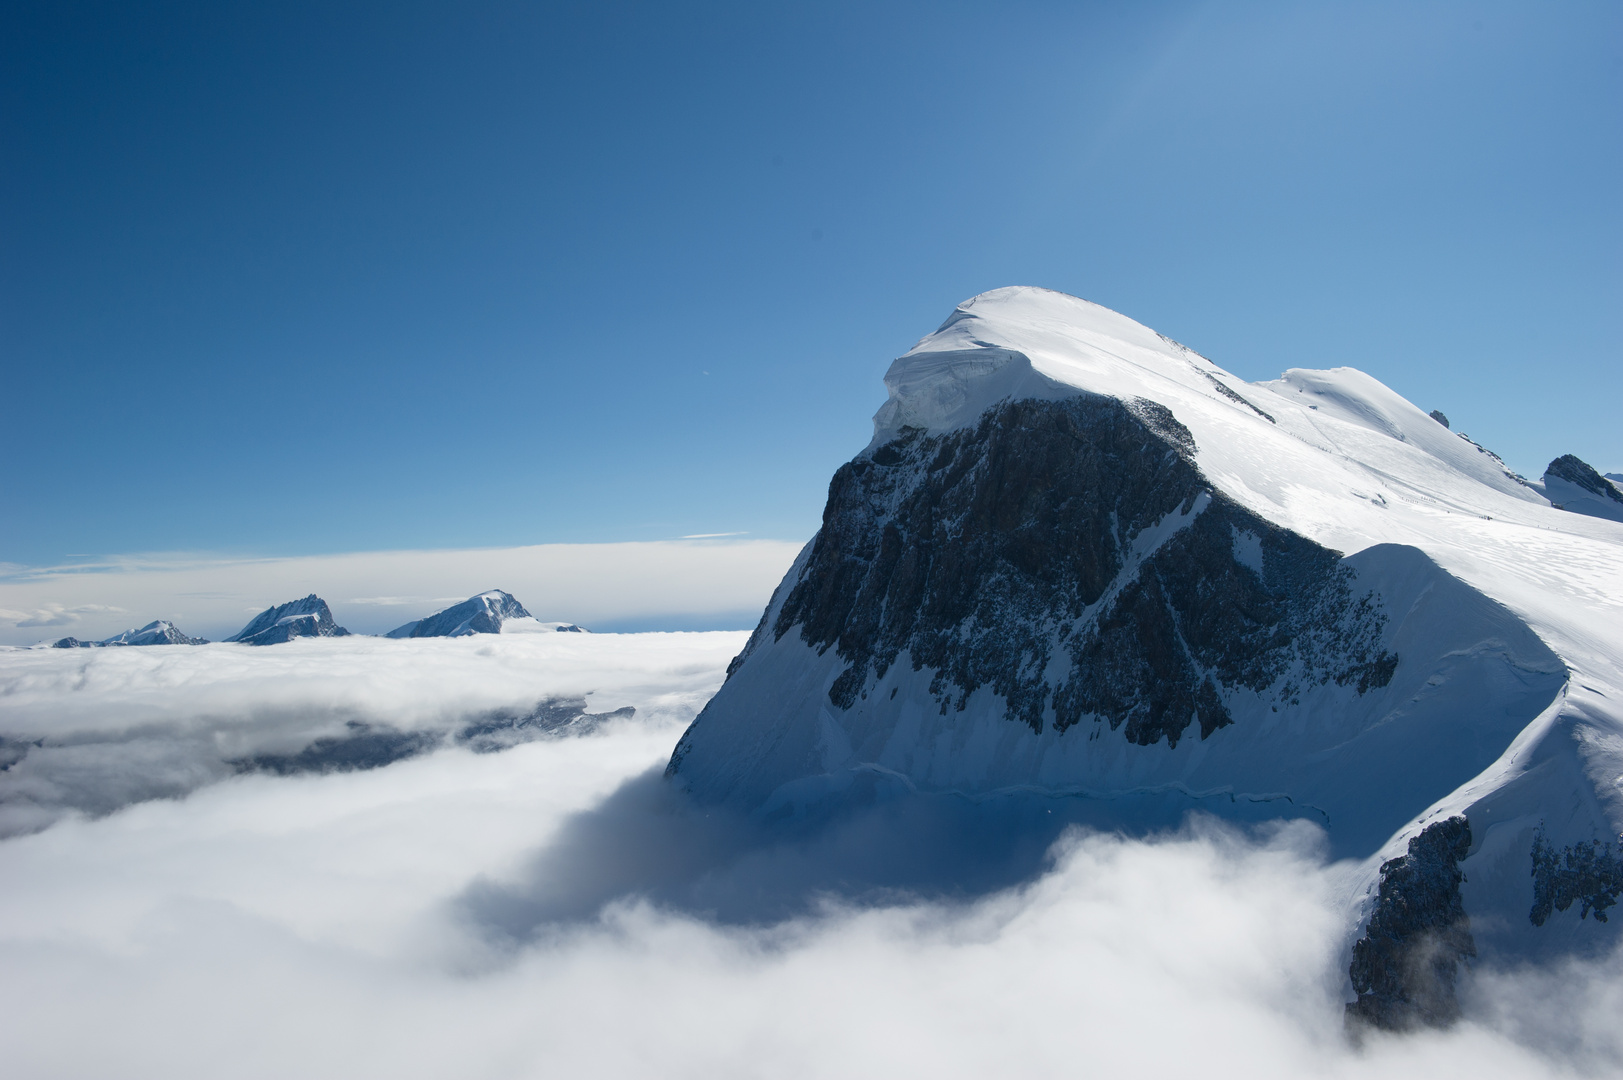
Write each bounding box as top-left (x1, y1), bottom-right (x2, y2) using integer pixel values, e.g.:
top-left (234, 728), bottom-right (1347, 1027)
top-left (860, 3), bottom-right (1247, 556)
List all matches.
top-left (227, 595), bottom-right (350, 646)
top-left (1542, 453), bottom-right (1623, 522)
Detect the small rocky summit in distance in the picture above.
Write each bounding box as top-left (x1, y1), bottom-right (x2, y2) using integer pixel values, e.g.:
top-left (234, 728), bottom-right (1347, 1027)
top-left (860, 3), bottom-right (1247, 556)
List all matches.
top-left (1542, 454), bottom-right (1623, 523)
top-left (386, 589), bottom-right (535, 638)
top-left (52, 620), bottom-right (207, 648)
top-left (1428, 409), bottom-right (1450, 428)
top-left (227, 595), bottom-right (350, 646)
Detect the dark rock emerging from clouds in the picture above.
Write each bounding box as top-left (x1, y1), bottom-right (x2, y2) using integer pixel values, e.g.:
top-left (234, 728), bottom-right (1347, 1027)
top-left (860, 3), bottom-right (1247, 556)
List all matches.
top-left (51, 620), bottom-right (207, 648)
top-left (1347, 816), bottom-right (1476, 1032)
top-left (456, 697), bottom-right (636, 753)
top-left (227, 595), bottom-right (350, 645)
top-left (1530, 832), bottom-right (1623, 926)
top-left (386, 589), bottom-right (533, 638)
top-left (229, 699), bottom-right (637, 776)
top-left (234, 722), bottom-right (440, 775)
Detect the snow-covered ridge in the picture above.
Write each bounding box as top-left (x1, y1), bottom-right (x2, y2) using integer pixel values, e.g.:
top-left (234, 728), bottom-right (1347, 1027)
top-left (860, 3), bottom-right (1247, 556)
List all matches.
top-left (878, 286), bottom-right (1547, 511)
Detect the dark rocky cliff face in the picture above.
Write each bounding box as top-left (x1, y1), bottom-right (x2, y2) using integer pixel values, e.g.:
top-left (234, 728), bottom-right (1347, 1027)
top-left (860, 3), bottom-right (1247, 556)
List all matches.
top-left (743, 395), bottom-right (1396, 750)
top-left (1347, 816), bottom-right (1476, 1032)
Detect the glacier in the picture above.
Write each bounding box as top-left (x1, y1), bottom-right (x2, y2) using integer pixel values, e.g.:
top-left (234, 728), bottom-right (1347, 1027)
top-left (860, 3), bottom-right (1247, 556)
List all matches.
top-left (665, 287), bottom-right (1623, 1019)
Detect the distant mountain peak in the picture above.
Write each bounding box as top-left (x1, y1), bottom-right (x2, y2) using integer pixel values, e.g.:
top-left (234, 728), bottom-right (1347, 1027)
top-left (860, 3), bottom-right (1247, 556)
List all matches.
top-left (227, 595), bottom-right (350, 646)
top-left (386, 589), bottom-right (533, 638)
top-left (52, 619), bottom-right (206, 648)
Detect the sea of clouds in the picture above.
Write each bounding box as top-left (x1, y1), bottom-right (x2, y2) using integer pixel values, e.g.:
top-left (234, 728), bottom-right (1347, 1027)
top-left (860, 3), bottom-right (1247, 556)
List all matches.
top-left (0, 633), bottom-right (1619, 1078)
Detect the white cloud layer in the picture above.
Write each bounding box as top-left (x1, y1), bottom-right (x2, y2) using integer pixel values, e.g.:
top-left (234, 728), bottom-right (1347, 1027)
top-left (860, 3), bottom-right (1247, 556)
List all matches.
top-left (0, 631), bottom-right (747, 835)
top-left (0, 636), bottom-right (1618, 1078)
top-left (0, 539), bottom-right (804, 645)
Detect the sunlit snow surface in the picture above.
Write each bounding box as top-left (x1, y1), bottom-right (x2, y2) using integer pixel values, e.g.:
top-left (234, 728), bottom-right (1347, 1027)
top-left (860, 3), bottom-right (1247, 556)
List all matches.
top-left (0, 633), bottom-right (1618, 1078)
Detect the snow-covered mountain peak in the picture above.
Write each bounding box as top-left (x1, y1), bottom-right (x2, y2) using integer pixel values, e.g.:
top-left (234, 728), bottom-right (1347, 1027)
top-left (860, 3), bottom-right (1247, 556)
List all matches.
top-left (386, 589), bottom-right (534, 638)
top-left (878, 287), bottom-right (1563, 540)
top-left (875, 286), bottom-right (1226, 446)
top-left (227, 595), bottom-right (350, 646)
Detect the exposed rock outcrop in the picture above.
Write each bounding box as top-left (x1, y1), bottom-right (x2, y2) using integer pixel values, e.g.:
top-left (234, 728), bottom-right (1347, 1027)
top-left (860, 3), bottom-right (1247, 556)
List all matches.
top-left (1347, 816), bottom-right (1476, 1032)
top-left (713, 395), bottom-right (1395, 752)
top-left (1543, 454), bottom-right (1623, 522)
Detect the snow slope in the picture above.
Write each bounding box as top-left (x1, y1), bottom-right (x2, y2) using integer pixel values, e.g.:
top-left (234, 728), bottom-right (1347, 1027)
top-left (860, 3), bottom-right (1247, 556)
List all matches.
top-left (670, 286), bottom-right (1623, 971)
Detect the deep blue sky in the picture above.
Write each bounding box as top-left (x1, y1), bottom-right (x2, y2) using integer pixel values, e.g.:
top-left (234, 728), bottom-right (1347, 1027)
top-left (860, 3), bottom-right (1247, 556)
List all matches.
top-left (3, 0), bottom-right (1618, 566)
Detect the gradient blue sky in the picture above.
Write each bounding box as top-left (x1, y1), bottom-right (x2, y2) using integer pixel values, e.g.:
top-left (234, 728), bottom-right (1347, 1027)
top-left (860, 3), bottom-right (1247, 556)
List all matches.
top-left (3, 0), bottom-right (1618, 567)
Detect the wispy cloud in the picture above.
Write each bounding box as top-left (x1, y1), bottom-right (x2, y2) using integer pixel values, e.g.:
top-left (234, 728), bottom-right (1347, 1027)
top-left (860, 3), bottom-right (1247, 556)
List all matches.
top-left (0, 603), bottom-right (126, 629)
